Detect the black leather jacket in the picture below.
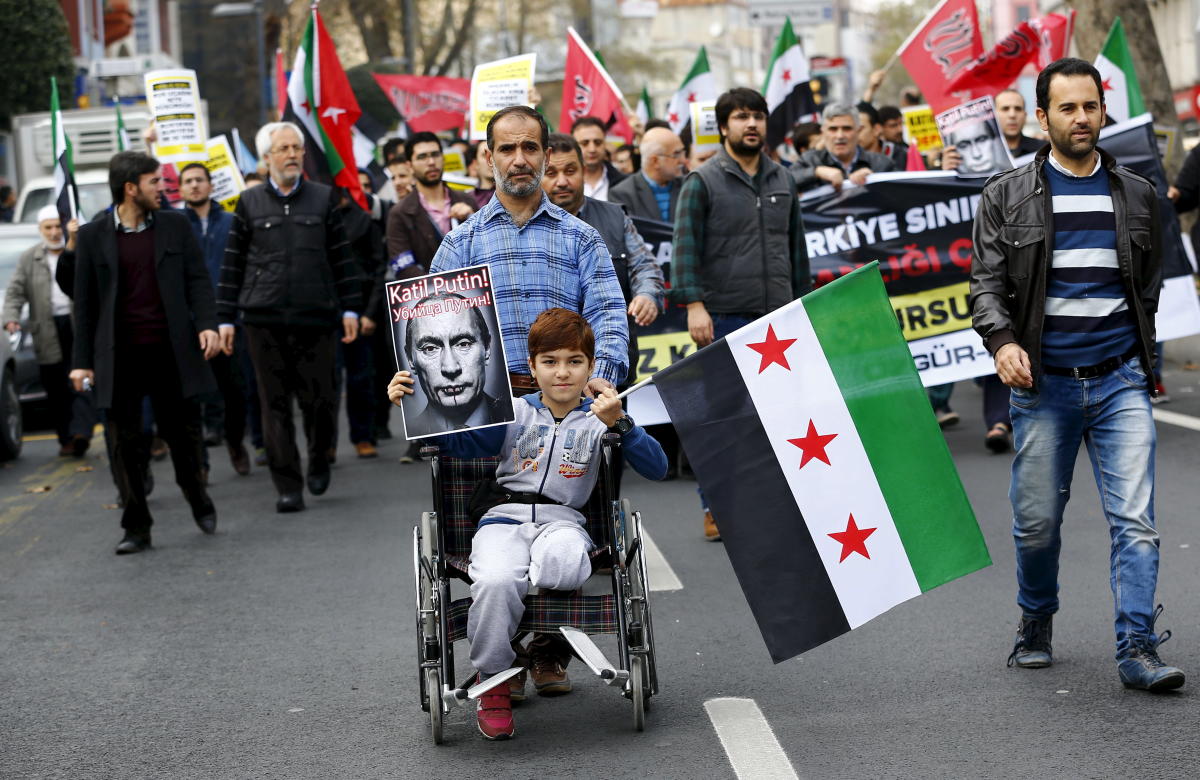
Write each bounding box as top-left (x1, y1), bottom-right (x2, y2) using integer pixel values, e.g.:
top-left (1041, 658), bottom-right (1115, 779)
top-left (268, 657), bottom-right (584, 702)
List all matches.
top-left (969, 146), bottom-right (1162, 392)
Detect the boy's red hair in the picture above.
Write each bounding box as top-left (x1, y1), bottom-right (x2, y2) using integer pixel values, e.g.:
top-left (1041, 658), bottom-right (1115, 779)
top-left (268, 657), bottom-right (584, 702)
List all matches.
top-left (527, 308), bottom-right (595, 361)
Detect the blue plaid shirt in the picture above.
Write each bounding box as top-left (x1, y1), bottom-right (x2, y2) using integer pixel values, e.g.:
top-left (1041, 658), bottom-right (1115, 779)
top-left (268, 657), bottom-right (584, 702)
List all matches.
top-left (430, 192), bottom-right (629, 385)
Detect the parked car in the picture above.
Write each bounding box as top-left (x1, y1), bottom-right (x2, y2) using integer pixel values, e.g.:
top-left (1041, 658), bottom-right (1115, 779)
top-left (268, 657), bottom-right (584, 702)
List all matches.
top-left (0, 222), bottom-right (49, 417)
top-left (15, 169), bottom-right (111, 224)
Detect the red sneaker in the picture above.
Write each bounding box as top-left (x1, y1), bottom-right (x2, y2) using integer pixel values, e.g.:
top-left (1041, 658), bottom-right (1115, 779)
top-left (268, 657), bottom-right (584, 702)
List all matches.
top-left (476, 674), bottom-right (515, 740)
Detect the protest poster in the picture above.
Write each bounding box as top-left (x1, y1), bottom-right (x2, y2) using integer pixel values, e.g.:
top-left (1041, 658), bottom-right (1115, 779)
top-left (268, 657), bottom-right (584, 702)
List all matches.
top-left (468, 53), bottom-right (537, 141)
top-left (441, 150), bottom-right (477, 191)
top-left (372, 74), bottom-right (471, 133)
top-left (386, 265), bottom-right (515, 439)
top-left (203, 135), bottom-right (246, 212)
top-left (689, 100), bottom-right (721, 149)
top-left (935, 96), bottom-right (1013, 177)
top-left (144, 69), bottom-right (207, 163)
top-left (901, 104), bottom-right (942, 153)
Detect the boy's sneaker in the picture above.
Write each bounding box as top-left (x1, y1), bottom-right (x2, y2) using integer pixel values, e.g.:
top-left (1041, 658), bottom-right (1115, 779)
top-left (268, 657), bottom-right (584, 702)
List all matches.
top-left (1007, 614), bottom-right (1053, 668)
top-left (475, 674), bottom-right (515, 740)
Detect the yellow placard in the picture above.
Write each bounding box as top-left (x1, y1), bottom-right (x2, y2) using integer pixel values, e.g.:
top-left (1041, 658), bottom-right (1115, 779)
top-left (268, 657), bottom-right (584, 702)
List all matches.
top-left (890, 281), bottom-right (971, 341)
top-left (441, 150), bottom-right (474, 191)
top-left (469, 53), bottom-right (537, 141)
top-left (203, 135), bottom-right (245, 212)
top-left (689, 100), bottom-right (721, 148)
top-left (144, 68), bottom-right (207, 162)
top-left (901, 104), bottom-right (943, 153)
top-left (634, 330), bottom-right (698, 383)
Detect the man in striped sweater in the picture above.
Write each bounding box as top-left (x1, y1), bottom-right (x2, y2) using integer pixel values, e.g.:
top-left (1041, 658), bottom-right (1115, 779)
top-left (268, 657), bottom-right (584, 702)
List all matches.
top-left (970, 58), bottom-right (1183, 692)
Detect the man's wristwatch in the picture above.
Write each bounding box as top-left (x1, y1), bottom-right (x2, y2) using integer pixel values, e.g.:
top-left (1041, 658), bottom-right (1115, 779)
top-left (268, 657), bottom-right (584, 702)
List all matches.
top-left (609, 414), bottom-right (634, 436)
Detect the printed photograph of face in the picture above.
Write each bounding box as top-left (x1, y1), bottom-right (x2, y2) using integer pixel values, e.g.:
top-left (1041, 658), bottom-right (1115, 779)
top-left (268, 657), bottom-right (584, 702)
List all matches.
top-left (947, 117), bottom-right (1011, 176)
top-left (397, 291), bottom-right (513, 438)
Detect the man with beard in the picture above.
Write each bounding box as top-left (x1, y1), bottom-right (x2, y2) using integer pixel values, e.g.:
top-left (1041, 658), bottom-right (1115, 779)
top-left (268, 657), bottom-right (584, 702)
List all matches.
top-left (217, 122), bottom-right (363, 514)
top-left (791, 102), bottom-right (896, 192)
top-left (570, 115), bottom-right (627, 201)
top-left (971, 58), bottom-right (1183, 691)
top-left (401, 292), bottom-right (512, 437)
top-left (70, 151), bottom-right (222, 554)
top-left (427, 106), bottom-right (629, 701)
top-left (671, 87), bottom-right (810, 541)
top-left (179, 162), bottom-right (251, 475)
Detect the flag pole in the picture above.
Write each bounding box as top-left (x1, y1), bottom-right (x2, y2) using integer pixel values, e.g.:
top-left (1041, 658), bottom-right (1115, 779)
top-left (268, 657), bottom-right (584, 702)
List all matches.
top-left (583, 374), bottom-right (656, 418)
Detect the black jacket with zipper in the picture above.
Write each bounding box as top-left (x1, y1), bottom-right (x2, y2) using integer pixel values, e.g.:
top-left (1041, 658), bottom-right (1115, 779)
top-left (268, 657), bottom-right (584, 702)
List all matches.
top-left (217, 179), bottom-right (362, 329)
top-left (969, 146), bottom-right (1162, 392)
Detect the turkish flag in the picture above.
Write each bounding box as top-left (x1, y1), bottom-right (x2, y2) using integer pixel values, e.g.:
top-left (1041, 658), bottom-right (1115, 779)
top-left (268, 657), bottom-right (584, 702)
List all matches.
top-left (560, 27), bottom-right (633, 143)
top-left (945, 12), bottom-right (1076, 97)
top-left (896, 0), bottom-right (984, 114)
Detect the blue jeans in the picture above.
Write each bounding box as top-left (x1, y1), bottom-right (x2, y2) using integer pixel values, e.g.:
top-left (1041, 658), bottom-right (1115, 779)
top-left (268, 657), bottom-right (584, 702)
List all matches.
top-left (698, 313), bottom-right (753, 512)
top-left (1008, 356), bottom-right (1159, 657)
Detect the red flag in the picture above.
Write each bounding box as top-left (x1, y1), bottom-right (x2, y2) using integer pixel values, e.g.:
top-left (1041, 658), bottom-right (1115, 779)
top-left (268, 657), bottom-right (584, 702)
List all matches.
top-left (560, 27), bottom-right (633, 143)
top-left (896, 0), bottom-right (984, 114)
top-left (905, 142), bottom-right (927, 172)
top-left (372, 74), bottom-right (470, 133)
top-left (946, 12), bottom-right (1076, 96)
top-left (275, 48), bottom-right (286, 121)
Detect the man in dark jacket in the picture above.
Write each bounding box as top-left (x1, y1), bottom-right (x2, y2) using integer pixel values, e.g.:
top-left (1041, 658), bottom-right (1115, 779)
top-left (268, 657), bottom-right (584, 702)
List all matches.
top-left (672, 87), bottom-right (810, 541)
top-left (609, 127), bottom-right (685, 222)
top-left (790, 102), bottom-right (896, 192)
top-left (571, 115), bottom-right (627, 201)
top-left (970, 58), bottom-right (1182, 692)
top-left (70, 151), bottom-right (222, 554)
top-left (217, 121), bottom-right (363, 513)
top-left (179, 162), bottom-right (251, 475)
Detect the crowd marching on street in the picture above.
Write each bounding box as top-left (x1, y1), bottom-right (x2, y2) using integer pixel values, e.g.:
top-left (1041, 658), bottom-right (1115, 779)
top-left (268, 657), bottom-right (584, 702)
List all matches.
top-left (5, 6), bottom-right (1197, 746)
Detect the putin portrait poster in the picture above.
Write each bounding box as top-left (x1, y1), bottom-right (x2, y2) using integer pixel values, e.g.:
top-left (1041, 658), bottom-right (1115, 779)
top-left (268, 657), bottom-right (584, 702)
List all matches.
top-left (386, 265), bottom-right (516, 439)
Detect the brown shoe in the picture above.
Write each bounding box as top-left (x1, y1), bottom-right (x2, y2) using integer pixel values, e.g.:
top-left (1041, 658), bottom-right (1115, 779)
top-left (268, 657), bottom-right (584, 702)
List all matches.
top-left (704, 510), bottom-right (721, 542)
top-left (149, 436), bottom-right (169, 461)
top-left (530, 642), bottom-right (571, 696)
top-left (508, 668), bottom-right (528, 703)
top-left (354, 441), bottom-right (378, 459)
top-left (228, 442), bottom-right (251, 475)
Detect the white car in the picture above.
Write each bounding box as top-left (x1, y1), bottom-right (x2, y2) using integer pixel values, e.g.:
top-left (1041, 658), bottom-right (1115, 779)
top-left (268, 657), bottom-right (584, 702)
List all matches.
top-left (14, 169), bottom-right (111, 224)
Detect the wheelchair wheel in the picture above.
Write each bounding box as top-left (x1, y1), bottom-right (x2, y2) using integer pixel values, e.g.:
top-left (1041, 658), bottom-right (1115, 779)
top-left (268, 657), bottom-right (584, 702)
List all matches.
top-left (415, 515), bottom-right (442, 712)
top-left (633, 510), bottom-right (660, 700)
top-left (630, 654), bottom-right (646, 732)
top-left (426, 667), bottom-right (444, 744)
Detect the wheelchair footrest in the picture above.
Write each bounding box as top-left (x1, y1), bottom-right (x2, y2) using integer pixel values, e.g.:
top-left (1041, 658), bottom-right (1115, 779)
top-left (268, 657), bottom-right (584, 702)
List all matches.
top-left (446, 594), bottom-right (617, 643)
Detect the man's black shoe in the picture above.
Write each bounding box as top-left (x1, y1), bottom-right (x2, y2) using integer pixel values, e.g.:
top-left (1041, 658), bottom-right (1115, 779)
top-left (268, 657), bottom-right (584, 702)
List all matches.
top-left (228, 443), bottom-right (251, 476)
top-left (1118, 605), bottom-right (1186, 692)
top-left (1007, 614), bottom-right (1053, 668)
top-left (115, 532), bottom-right (152, 555)
top-left (143, 466), bottom-right (154, 497)
top-left (276, 493), bottom-right (305, 513)
top-left (307, 470), bottom-right (331, 496)
top-left (193, 504), bottom-right (217, 534)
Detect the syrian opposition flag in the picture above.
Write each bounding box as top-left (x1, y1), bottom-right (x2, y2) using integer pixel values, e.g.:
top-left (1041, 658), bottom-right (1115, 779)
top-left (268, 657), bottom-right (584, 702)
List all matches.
top-left (50, 77), bottom-right (78, 225)
top-left (560, 27), bottom-right (633, 143)
top-left (115, 101), bottom-right (130, 151)
top-left (1095, 17), bottom-right (1145, 124)
top-left (285, 7), bottom-right (367, 209)
top-left (653, 263), bottom-right (990, 662)
top-left (665, 47), bottom-right (716, 136)
top-left (763, 18), bottom-right (817, 149)
top-left (635, 85), bottom-right (653, 126)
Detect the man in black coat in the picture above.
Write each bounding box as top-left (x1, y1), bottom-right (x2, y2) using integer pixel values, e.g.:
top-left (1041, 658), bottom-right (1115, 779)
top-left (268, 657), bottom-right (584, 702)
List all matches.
top-left (217, 122), bottom-right (363, 513)
top-left (609, 126), bottom-right (685, 222)
top-left (70, 151), bottom-right (222, 554)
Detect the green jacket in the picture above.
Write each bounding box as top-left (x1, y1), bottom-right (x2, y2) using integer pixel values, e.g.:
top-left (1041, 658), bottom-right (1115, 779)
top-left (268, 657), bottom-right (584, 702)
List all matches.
top-left (2, 242), bottom-right (69, 365)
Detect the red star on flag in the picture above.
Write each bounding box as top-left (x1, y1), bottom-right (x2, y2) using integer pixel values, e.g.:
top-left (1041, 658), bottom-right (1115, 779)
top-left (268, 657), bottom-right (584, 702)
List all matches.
top-left (668, 111), bottom-right (679, 124)
top-left (687, 92), bottom-right (696, 102)
top-left (828, 515), bottom-right (877, 562)
top-left (746, 324), bottom-right (797, 373)
top-left (787, 420), bottom-right (838, 469)
top-left (1102, 78), bottom-right (1113, 91)
top-left (782, 69), bottom-right (791, 83)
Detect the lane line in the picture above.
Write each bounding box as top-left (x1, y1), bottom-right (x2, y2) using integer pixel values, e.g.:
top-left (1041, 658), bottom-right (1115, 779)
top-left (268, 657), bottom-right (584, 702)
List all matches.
top-left (704, 697), bottom-right (799, 780)
top-left (1153, 408), bottom-right (1200, 432)
top-left (639, 524), bottom-right (683, 591)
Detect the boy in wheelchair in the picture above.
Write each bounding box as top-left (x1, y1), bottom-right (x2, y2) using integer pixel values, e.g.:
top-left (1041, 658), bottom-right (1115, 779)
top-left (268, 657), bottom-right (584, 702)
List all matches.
top-left (388, 308), bottom-right (667, 740)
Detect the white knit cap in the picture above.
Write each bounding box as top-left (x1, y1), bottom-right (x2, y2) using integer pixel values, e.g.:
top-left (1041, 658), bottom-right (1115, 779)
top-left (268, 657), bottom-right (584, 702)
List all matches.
top-left (36, 205), bottom-right (60, 224)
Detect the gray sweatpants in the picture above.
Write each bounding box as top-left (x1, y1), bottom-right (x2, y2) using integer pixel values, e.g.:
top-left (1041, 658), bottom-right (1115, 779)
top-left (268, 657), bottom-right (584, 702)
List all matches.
top-left (467, 520), bottom-right (594, 674)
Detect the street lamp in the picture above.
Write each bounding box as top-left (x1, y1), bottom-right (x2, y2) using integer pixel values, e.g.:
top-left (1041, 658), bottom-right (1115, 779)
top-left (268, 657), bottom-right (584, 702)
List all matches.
top-left (212, 0), bottom-right (269, 127)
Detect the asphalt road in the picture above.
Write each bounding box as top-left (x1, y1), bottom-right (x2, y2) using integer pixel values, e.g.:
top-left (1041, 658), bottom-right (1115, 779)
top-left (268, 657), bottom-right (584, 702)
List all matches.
top-left (4, 357), bottom-right (1200, 779)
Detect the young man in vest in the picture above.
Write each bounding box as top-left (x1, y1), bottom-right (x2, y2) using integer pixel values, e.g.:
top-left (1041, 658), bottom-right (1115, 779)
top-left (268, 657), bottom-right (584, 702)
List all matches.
top-left (671, 87), bottom-right (811, 541)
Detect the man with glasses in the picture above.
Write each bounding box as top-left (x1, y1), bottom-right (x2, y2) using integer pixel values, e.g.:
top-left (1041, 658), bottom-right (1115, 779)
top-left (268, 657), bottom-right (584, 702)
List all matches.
top-left (610, 126), bottom-right (686, 222)
top-left (671, 87), bottom-right (811, 541)
top-left (217, 121), bottom-right (363, 514)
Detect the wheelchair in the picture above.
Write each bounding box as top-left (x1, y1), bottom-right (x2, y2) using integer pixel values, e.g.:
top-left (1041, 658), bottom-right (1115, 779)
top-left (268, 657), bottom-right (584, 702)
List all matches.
top-left (413, 434), bottom-right (658, 743)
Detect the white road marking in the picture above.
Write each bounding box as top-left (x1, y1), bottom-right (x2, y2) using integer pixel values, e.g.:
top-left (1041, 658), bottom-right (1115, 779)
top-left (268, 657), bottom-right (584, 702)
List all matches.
top-left (704, 697), bottom-right (799, 780)
top-left (1153, 408), bottom-right (1200, 432)
top-left (639, 524), bottom-right (683, 591)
